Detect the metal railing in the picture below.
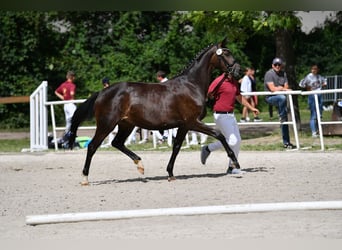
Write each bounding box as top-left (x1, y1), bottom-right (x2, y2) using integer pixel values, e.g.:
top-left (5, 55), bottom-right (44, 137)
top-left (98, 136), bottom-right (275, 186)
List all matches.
top-left (301, 88), bottom-right (342, 150)
top-left (30, 81), bottom-right (341, 151)
top-left (45, 99), bottom-right (87, 150)
top-left (240, 90), bottom-right (301, 150)
top-left (323, 75), bottom-right (342, 103)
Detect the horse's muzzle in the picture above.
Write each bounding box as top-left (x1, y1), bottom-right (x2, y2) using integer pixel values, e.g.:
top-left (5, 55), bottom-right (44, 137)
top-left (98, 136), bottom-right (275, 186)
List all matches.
top-left (232, 63), bottom-right (241, 79)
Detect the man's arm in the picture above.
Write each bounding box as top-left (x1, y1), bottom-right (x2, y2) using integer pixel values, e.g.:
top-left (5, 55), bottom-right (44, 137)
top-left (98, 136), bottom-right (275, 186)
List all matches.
top-left (55, 90), bottom-right (64, 100)
top-left (267, 82), bottom-right (290, 92)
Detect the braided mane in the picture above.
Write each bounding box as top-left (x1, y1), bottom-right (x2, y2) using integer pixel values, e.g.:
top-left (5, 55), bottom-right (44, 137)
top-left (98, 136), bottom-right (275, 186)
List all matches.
top-left (172, 43), bottom-right (215, 78)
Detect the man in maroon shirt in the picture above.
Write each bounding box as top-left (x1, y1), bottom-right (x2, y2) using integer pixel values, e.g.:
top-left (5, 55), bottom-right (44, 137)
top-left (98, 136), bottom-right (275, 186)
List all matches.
top-left (55, 71), bottom-right (77, 133)
top-left (201, 73), bottom-right (259, 174)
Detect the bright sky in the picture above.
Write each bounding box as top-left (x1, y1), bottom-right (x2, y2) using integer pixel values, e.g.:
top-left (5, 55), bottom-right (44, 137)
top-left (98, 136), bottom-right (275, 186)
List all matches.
top-left (296, 11), bottom-right (337, 33)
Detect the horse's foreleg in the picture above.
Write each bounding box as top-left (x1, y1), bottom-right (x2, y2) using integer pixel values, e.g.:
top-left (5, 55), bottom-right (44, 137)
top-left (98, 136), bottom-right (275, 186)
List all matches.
top-left (166, 128), bottom-right (188, 181)
top-left (112, 127), bottom-right (144, 175)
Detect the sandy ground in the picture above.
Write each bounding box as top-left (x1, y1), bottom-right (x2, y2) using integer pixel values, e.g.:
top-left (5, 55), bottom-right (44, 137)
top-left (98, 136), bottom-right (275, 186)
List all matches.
top-left (0, 149), bottom-right (342, 239)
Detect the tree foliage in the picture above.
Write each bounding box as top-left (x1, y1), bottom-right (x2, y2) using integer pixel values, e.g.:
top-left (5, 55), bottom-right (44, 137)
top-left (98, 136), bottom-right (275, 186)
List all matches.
top-left (0, 11), bottom-right (341, 128)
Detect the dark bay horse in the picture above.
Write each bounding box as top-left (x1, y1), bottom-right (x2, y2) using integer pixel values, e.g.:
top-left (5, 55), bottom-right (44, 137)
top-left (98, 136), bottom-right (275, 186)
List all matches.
top-left (68, 38), bottom-right (241, 185)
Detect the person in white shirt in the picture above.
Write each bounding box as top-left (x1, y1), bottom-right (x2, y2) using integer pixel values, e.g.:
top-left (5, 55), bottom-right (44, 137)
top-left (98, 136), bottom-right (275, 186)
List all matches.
top-left (299, 64), bottom-right (327, 137)
top-left (239, 66), bottom-right (262, 122)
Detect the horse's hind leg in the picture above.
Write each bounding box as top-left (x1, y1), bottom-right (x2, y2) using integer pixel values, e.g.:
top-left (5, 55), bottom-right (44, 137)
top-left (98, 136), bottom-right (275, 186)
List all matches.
top-left (112, 124), bottom-right (144, 175)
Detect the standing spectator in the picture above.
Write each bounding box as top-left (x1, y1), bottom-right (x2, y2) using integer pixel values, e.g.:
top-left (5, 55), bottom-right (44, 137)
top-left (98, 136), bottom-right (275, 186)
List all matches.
top-left (102, 76), bottom-right (110, 88)
top-left (201, 72), bottom-right (259, 174)
top-left (156, 70), bottom-right (168, 83)
top-left (264, 58), bottom-right (295, 149)
top-left (299, 64), bottom-right (327, 137)
top-left (239, 66), bottom-right (262, 122)
top-left (55, 71), bottom-right (77, 134)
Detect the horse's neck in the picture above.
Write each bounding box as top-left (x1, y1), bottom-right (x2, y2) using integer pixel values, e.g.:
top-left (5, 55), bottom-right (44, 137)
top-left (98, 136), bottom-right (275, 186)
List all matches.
top-left (189, 69), bottom-right (211, 89)
top-left (188, 63), bottom-right (212, 96)
top-left (187, 53), bottom-right (213, 94)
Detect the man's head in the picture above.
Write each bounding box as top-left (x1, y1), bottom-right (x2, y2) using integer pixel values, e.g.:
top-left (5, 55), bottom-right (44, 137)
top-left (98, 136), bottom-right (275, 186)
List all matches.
top-left (102, 77), bottom-right (110, 88)
top-left (156, 70), bottom-right (166, 82)
top-left (311, 64), bottom-right (319, 75)
top-left (272, 58), bottom-right (283, 72)
top-left (66, 71), bottom-right (75, 80)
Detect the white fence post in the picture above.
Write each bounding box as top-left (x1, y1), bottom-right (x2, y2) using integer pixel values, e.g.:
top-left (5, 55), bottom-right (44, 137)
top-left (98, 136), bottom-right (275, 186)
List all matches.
top-left (288, 93), bottom-right (300, 148)
top-left (30, 81), bottom-right (48, 151)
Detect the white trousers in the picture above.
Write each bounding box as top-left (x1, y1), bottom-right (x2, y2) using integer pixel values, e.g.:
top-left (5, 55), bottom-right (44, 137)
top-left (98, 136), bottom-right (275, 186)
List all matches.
top-left (63, 103), bottom-right (76, 132)
top-left (207, 113), bottom-right (241, 167)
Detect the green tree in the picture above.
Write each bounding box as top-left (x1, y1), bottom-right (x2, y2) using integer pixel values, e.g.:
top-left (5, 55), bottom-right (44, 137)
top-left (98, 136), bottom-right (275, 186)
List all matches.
top-left (252, 11), bottom-right (303, 127)
top-left (1, 11), bottom-right (341, 130)
top-left (295, 11), bottom-right (342, 78)
top-left (0, 11), bottom-right (61, 128)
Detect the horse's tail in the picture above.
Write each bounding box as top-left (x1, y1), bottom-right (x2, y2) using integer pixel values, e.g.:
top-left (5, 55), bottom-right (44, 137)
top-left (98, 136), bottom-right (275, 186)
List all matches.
top-left (68, 91), bottom-right (99, 149)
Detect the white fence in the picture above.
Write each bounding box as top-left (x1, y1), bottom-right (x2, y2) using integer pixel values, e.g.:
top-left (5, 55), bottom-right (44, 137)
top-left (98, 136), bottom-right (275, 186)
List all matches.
top-left (301, 88), bottom-right (342, 150)
top-left (240, 90), bottom-right (301, 149)
top-left (29, 81), bottom-right (341, 152)
top-left (45, 99), bottom-right (88, 150)
top-left (241, 89), bottom-right (342, 151)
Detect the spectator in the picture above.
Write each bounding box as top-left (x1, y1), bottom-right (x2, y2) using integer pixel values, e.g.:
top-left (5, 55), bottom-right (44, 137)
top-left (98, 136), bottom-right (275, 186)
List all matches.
top-left (102, 77), bottom-right (110, 88)
top-left (156, 70), bottom-right (168, 83)
top-left (264, 58), bottom-right (295, 149)
top-left (299, 64), bottom-right (327, 137)
top-left (239, 66), bottom-right (262, 122)
top-left (55, 71), bottom-right (77, 134)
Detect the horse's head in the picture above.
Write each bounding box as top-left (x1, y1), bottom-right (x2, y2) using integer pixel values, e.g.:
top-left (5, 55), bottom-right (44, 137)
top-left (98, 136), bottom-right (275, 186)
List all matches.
top-left (211, 38), bottom-right (241, 79)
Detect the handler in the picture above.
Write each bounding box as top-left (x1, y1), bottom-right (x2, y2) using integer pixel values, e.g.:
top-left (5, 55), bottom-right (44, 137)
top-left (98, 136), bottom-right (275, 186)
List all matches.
top-left (201, 72), bottom-right (259, 174)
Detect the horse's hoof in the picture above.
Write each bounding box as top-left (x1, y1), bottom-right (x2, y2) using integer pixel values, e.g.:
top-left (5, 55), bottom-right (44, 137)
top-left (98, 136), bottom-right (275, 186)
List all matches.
top-left (80, 175), bottom-right (89, 186)
top-left (135, 160), bottom-right (144, 175)
top-left (137, 166), bottom-right (145, 175)
top-left (231, 162), bottom-right (240, 169)
top-left (167, 176), bottom-right (176, 182)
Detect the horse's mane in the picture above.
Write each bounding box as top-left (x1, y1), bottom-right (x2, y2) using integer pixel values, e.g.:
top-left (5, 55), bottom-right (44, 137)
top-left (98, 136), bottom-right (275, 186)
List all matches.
top-left (172, 43), bottom-right (215, 79)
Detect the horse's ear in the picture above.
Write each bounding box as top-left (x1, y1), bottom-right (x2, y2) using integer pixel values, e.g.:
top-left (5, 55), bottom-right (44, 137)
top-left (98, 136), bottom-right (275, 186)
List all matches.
top-left (220, 37), bottom-right (228, 48)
